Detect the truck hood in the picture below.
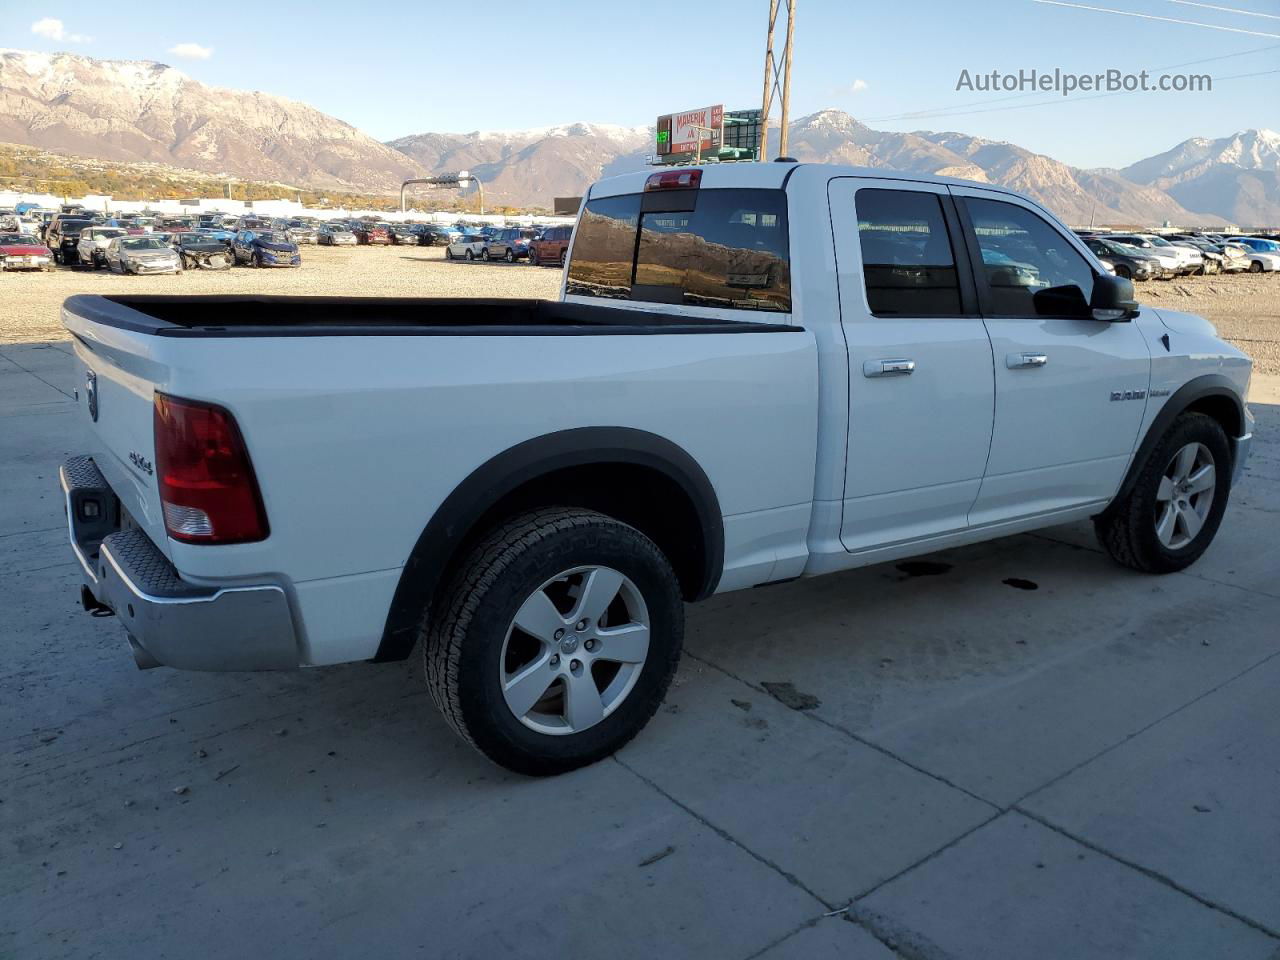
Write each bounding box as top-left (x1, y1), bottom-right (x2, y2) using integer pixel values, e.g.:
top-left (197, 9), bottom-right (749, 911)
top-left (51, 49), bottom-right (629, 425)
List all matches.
top-left (1148, 308), bottom-right (1217, 337)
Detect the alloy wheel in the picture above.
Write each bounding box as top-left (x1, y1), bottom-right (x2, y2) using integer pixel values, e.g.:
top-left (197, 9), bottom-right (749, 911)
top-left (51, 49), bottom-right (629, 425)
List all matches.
top-left (499, 565), bottom-right (650, 735)
top-left (1155, 442), bottom-right (1216, 550)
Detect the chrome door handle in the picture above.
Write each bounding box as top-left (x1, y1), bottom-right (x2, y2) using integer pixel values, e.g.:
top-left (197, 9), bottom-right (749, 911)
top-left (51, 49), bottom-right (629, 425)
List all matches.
top-left (863, 358), bottom-right (915, 378)
top-left (1006, 352), bottom-right (1048, 369)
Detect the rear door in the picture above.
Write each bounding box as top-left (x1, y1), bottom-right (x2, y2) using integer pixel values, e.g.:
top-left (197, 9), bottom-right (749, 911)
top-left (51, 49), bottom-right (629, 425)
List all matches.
top-left (950, 187), bottom-right (1150, 523)
top-left (829, 179), bottom-right (995, 551)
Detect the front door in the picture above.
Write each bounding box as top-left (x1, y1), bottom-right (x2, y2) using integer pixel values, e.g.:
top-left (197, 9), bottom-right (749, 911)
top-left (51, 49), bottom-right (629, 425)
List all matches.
top-left (829, 178), bottom-right (996, 552)
top-left (951, 188), bottom-right (1151, 525)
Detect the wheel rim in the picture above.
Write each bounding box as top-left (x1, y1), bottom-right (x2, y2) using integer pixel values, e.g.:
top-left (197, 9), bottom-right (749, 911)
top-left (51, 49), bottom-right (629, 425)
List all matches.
top-left (499, 565), bottom-right (650, 736)
top-left (1155, 441), bottom-right (1216, 550)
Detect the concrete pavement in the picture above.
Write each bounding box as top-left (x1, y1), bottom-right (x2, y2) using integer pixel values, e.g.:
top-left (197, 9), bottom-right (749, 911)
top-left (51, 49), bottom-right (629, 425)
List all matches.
top-left (3, 341), bottom-right (1278, 960)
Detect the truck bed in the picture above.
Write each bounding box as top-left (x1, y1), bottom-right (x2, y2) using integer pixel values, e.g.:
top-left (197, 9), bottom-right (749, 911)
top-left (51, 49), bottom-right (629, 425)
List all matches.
top-left (64, 295), bottom-right (795, 338)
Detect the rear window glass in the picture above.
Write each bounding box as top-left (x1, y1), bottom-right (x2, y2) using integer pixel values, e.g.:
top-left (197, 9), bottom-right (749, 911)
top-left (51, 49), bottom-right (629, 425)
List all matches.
top-left (567, 188), bottom-right (791, 313)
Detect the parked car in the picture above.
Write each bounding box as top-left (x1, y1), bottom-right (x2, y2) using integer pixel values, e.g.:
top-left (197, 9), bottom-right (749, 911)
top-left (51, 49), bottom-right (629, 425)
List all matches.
top-left (354, 223), bottom-right (391, 245)
top-left (77, 227), bottom-right (129, 269)
top-left (484, 227), bottom-right (531, 262)
top-left (1104, 235), bottom-right (1181, 278)
top-left (418, 224), bottom-right (461, 247)
top-left (59, 164), bottom-right (1253, 776)
top-left (1225, 237), bottom-right (1280, 271)
top-left (1081, 236), bottom-right (1161, 281)
top-left (444, 234), bottom-right (489, 261)
top-left (1137, 234), bottom-right (1202, 275)
top-left (388, 223), bottom-right (421, 246)
top-left (0, 231), bottom-right (53, 271)
top-left (529, 225), bottom-right (573, 266)
top-left (175, 233), bottom-right (233, 270)
top-left (318, 224), bottom-right (357, 246)
top-left (284, 220), bottom-right (318, 244)
top-left (232, 229), bottom-right (301, 267)
top-left (47, 216), bottom-right (96, 265)
top-left (104, 235), bottom-right (182, 275)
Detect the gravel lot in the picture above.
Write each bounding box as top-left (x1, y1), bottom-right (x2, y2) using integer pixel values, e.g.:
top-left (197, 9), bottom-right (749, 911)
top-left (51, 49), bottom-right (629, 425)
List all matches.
top-left (4, 247), bottom-right (1277, 373)
top-left (1, 244), bottom-right (563, 344)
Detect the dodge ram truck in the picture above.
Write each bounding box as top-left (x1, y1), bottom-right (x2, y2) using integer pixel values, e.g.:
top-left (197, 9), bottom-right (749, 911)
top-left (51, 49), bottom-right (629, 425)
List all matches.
top-left (60, 162), bottom-right (1253, 775)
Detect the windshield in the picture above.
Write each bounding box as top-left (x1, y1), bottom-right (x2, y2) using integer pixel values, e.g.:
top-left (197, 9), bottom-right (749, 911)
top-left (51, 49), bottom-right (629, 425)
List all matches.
top-left (0, 233), bottom-right (33, 244)
top-left (1144, 236), bottom-right (1172, 247)
top-left (122, 238), bottom-right (169, 251)
top-left (256, 232), bottom-right (283, 242)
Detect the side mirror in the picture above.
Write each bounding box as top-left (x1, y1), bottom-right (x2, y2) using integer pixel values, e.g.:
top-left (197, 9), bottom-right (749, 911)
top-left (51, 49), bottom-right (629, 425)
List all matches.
top-left (1090, 273), bottom-right (1139, 321)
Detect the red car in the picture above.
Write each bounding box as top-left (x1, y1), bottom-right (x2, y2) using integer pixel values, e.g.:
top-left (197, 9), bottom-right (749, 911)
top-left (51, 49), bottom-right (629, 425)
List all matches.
top-left (529, 225), bottom-right (573, 266)
top-left (0, 232), bottom-right (53, 271)
top-left (354, 223), bottom-right (391, 245)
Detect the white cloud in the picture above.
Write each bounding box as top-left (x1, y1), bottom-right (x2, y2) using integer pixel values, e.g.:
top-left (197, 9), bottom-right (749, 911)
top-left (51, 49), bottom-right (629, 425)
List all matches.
top-left (845, 79), bottom-right (869, 94)
top-left (168, 42), bottom-right (213, 61)
top-left (30, 18), bottom-right (92, 43)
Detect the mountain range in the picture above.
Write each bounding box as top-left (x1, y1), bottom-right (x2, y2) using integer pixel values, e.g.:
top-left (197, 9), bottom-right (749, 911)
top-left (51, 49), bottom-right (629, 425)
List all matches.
top-left (2, 48), bottom-right (1276, 225)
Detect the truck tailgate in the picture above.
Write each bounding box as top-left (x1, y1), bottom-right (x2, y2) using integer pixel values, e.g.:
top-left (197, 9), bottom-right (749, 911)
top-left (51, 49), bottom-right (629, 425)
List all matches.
top-left (64, 303), bottom-right (172, 557)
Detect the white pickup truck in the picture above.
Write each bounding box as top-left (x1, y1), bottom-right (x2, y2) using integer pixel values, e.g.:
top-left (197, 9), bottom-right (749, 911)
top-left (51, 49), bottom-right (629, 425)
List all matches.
top-left (61, 162), bottom-right (1253, 775)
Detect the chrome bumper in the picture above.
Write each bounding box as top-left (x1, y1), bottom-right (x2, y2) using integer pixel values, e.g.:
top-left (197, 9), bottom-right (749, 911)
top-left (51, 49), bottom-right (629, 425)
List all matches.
top-left (60, 456), bottom-right (299, 671)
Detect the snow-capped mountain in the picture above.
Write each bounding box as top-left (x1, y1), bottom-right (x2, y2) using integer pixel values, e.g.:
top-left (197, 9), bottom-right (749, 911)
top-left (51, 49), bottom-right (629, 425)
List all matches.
top-left (0, 48), bottom-right (419, 190)
top-left (0, 48), bottom-right (1271, 224)
top-left (1120, 130), bottom-right (1280, 224)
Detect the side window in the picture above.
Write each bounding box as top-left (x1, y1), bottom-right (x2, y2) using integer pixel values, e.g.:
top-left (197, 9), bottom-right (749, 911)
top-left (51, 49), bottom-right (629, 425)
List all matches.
top-left (965, 198), bottom-right (1096, 317)
top-left (565, 194), bottom-right (642, 300)
top-left (854, 189), bottom-right (963, 316)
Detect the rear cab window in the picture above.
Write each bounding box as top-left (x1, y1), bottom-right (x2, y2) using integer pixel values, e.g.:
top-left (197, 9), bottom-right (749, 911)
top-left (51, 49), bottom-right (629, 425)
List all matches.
top-left (567, 188), bottom-right (791, 313)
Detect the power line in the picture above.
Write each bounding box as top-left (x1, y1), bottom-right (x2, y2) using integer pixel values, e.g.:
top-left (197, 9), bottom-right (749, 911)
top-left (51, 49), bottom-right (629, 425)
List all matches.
top-left (1032, 0), bottom-right (1280, 39)
top-left (1168, 1), bottom-right (1280, 22)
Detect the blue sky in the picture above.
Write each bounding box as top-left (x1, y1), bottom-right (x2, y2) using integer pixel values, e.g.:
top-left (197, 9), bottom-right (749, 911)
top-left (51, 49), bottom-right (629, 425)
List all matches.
top-left (3, 1), bottom-right (1277, 168)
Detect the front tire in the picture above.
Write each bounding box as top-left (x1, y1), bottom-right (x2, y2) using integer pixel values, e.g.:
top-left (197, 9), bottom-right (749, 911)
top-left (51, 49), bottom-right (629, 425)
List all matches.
top-left (1093, 412), bottom-right (1231, 574)
top-left (423, 508), bottom-right (684, 776)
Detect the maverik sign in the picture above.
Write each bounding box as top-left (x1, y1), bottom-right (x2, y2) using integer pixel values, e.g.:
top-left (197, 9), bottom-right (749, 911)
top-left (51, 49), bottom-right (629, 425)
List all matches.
top-left (656, 105), bottom-right (724, 159)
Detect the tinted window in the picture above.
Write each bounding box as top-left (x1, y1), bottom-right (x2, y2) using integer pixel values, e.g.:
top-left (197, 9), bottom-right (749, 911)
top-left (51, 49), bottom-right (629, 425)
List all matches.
top-left (854, 189), bottom-right (962, 316)
top-left (567, 189), bottom-right (791, 312)
top-left (965, 198), bottom-right (1096, 317)
top-left (565, 195), bottom-right (641, 300)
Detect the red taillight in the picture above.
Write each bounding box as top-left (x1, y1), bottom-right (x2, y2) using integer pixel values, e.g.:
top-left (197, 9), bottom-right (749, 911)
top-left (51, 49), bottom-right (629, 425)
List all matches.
top-left (645, 169), bottom-right (702, 191)
top-left (153, 393), bottom-right (268, 544)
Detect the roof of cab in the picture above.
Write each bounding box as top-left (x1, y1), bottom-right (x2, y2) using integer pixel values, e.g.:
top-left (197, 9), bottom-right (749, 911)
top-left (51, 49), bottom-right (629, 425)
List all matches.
top-left (586, 160), bottom-right (1025, 200)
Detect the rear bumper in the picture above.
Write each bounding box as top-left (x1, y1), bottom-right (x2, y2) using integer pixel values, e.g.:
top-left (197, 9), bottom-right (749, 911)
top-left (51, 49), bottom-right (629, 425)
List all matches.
top-left (61, 455), bottom-right (299, 671)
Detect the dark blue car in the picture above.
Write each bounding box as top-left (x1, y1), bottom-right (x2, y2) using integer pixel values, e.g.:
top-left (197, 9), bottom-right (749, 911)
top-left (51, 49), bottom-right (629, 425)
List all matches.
top-left (231, 228), bottom-right (300, 268)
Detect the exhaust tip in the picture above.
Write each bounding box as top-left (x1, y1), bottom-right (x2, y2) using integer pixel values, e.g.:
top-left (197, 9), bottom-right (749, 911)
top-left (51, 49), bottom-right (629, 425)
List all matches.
top-left (127, 635), bottom-right (161, 670)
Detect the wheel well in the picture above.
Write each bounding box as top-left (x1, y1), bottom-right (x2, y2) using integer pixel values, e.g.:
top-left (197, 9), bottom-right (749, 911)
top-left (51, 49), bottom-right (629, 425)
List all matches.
top-left (375, 430), bottom-right (724, 663)
top-left (447, 463), bottom-right (708, 604)
top-left (1184, 394), bottom-right (1241, 440)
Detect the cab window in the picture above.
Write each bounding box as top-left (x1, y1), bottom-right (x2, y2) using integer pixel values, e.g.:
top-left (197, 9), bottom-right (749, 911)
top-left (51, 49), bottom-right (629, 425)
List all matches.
top-left (854, 189), bottom-right (963, 316)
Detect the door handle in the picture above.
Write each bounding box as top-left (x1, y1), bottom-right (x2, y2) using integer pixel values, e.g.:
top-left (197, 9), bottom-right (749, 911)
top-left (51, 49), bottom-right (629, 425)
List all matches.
top-left (1006, 352), bottom-right (1048, 369)
top-left (863, 358), bottom-right (916, 378)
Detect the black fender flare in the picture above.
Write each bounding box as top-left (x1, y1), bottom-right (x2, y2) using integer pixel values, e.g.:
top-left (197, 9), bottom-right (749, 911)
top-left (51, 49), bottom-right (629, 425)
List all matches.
top-left (1109, 373), bottom-right (1245, 508)
top-left (375, 427), bottom-right (723, 662)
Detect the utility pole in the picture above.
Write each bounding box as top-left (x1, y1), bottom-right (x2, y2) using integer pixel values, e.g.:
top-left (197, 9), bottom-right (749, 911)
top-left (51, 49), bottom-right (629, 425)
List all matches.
top-left (759, 0), bottom-right (796, 160)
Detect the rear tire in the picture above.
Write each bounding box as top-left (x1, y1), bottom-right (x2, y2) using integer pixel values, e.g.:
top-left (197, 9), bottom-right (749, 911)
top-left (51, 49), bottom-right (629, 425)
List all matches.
top-left (529, 247), bottom-right (539, 266)
top-left (465, 249), bottom-right (474, 261)
top-left (1114, 264), bottom-right (1131, 280)
top-left (1093, 412), bottom-right (1231, 574)
top-left (504, 248), bottom-right (515, 263)
top-left (481, 248), bottom-right (491, 262)
top-left (1249, 261), bottom-right (1262, 273)
top-left (423, 508), bottom-right (684, 776)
